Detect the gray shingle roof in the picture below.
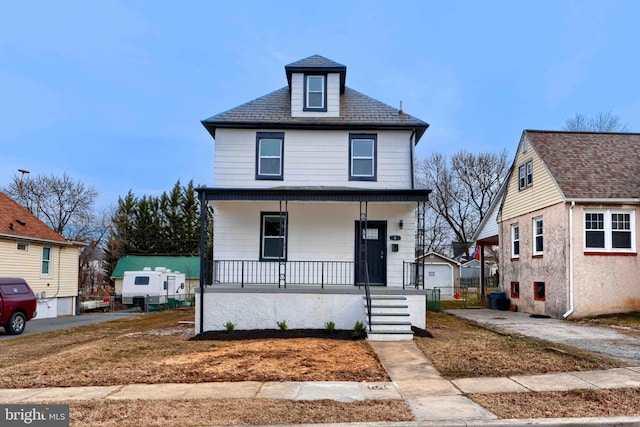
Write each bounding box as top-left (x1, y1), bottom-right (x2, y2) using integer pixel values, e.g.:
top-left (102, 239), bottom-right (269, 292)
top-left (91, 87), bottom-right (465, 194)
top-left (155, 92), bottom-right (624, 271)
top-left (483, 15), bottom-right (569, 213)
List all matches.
top-left (525, 130), bottom-right (640, 200)
top-left (202, 86), bottom-right (429, 142)
top-left (285, 54), bottom-right (346, 69)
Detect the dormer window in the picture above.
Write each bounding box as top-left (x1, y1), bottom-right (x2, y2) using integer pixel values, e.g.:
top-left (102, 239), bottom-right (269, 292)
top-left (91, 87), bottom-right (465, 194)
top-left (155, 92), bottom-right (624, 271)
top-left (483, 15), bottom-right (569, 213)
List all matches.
top-left (304, 75), bottom-right (326, 111)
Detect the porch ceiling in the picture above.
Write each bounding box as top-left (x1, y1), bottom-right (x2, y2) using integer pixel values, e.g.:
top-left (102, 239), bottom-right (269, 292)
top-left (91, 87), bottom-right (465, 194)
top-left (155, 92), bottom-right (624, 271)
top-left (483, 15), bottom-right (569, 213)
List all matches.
top-left (196, 187), bottom-right (431, 202)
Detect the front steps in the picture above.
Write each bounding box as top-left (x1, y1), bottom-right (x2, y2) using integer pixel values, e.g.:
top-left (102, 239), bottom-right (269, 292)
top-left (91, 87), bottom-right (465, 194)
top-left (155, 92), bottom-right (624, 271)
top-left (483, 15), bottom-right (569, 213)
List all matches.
top-left (364, 295), bottom-right (414, 341)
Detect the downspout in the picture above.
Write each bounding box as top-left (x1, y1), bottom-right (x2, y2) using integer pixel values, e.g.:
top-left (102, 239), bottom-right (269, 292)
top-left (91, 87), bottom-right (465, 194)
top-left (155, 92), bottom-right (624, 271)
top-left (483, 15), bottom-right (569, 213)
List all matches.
top-left (409, 129), bottom-right (416, 190)
top-left (198, 190), bottom-right (207, 335)
top-left (563, 201), bottom-right (575, 319)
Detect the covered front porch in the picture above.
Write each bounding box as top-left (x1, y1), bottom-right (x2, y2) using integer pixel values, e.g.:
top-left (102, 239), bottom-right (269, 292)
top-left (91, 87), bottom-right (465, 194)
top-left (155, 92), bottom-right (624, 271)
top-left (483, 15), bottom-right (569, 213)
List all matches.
top-left (195, 187), bottom-right (431, 338)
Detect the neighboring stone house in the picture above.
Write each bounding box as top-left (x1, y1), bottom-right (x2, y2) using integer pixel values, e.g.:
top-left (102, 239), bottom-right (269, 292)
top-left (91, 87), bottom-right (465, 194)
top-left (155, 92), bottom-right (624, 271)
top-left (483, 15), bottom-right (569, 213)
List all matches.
top-left (498, 130), bottom-right (639, 318)
top-left (196, 55), bottom-right (432, 340)
top-left (0, 192), bottom-right (84, 318)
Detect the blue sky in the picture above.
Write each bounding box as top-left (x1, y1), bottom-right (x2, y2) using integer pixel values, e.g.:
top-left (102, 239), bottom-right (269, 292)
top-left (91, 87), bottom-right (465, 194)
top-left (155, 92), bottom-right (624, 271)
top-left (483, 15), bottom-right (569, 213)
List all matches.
top-left (1, 1), bottom-right (639, 210)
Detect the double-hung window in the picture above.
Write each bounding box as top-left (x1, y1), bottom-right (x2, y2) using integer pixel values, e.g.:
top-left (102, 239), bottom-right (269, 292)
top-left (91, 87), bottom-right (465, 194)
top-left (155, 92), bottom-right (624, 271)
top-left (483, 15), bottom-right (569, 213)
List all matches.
top-left (260, 212), bottom-right (287, 260)
top-left (42, 246), bottom-right (52, 276)
top-left (585, 210), bottom-right (635, 252)
top-left (304, 75), bottom-right (326, 111)
top-left (533, 217), bottom-right (543, 256)
top-left (518, 160), bottom-right (533, 190)
top-left (349, 133), bottom-right (377, 181)
top-left (256, 132), bottom-right (284, 180)
top-left (511, 223), bottom-right (520, 258)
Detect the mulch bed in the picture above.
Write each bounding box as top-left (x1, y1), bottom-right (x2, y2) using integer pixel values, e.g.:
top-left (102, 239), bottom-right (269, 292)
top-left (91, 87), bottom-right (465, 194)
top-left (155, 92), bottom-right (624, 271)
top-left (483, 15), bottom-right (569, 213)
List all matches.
top-left (192, 329), bottom-right (364, 341)
top-left (193, 326), bottom-right (432, 340)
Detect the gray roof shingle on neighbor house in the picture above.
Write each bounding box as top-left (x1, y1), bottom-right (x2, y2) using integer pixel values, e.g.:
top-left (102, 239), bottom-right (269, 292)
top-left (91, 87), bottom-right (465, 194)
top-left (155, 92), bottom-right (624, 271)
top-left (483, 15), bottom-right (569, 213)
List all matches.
top-left (202, 86), bottom-right (429, 141)
top-left (525, 130), bottom-right (640, 200)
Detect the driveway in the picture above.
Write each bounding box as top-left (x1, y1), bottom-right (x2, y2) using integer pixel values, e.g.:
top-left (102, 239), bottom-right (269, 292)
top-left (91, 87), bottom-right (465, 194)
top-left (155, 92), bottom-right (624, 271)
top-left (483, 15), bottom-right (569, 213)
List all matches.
top-left (446, 309), bottom-right (640, 365)
top-left (0, 311), bottom-right (142, 340)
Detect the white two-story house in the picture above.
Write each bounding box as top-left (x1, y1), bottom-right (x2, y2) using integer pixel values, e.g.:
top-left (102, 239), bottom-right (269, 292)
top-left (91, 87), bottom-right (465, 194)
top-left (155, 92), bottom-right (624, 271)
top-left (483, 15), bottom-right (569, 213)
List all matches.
top-left (195, 55), bottom-right (431, 340)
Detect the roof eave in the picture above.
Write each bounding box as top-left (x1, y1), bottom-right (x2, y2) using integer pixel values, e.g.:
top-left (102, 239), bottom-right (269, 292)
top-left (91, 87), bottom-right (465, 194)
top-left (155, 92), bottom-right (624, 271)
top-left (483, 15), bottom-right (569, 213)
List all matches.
top-left (564, 198), bottom-right (640, 204)
top-left (200, 121), bottom-right (428, 142)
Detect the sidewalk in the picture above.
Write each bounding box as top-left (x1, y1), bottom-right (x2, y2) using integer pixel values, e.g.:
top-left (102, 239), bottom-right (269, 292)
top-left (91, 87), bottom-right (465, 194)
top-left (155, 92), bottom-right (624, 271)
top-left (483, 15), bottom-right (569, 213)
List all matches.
top-left (1, 340), bottom-right (640, 425)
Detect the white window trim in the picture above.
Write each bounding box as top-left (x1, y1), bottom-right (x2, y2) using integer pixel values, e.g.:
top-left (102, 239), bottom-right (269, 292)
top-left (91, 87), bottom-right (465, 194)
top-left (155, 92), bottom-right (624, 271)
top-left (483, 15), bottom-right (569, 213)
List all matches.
top-left (511, 223), bottom-right (520, 258)
top-left (584, 209), bottom-right (636, 253)
top-left (533, 217), bottom-right (543, 256)
top-left (518, 160), bottom-right (533, 190)
top-left (16, 241), bottom-right (30, 253)
top-left (305, 75), bottom-right (325, 110)
top-left (258, 139), bottom-right (282, 176)
top-left (41, 246), bottom-right (53, 277)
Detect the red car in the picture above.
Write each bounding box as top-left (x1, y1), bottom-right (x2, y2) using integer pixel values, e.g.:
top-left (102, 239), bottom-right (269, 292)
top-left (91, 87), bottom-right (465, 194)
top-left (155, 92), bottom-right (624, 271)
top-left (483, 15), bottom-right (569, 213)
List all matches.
top-left (0, 278), bottom-right (38, 335)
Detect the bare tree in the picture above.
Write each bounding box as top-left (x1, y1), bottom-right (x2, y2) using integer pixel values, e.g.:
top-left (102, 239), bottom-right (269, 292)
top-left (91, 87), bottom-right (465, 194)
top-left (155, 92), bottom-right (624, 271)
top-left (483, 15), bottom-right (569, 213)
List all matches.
top-left (564, 111), bottom-right (630, 132)
top-left (416, 150), bottom-right (509, 259)
top-left (3, 172), bottom-right (99, 241)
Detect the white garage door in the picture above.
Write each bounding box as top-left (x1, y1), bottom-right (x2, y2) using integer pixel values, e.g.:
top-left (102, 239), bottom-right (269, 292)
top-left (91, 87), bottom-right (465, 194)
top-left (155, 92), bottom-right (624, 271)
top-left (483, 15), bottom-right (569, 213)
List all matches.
top-left (423, 264), bottom-right (454, 296)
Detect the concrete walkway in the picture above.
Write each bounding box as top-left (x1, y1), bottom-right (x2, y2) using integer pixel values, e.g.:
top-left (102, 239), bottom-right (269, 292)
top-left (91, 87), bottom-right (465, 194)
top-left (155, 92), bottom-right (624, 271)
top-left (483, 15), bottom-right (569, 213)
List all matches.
top-left (2, 309), bottom-right (640, 425)
top-left (445, 308), bottom-right (640, 365)
top-left (2, 339), bottom-right (640, 425)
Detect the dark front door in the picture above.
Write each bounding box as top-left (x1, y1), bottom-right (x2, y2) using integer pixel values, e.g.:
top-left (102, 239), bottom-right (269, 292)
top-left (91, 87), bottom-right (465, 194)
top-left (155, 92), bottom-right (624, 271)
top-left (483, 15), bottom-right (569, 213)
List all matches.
top-left (355, 221), bottom-right (387, 286)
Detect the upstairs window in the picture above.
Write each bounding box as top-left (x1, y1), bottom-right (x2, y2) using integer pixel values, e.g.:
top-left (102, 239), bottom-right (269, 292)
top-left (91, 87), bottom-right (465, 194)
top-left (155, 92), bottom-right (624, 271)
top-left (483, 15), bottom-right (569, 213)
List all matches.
top-left (533, 217), bottom-right (543, 256)
top-left (256, 132), bottom-right (284, 180)
top-left (16, 241), bottom-right (29, 252)
top-left (304, 75), bottom-right (326, 111)
top-left (585, 210), bottom-right (635, 252)
top-left (511, 223), bottom-right (520, 258)
top-left (260, 212), bottom-right (288, 261)
top-left (42, 246), bottom-right (52, 276)
top-left (349, 134), bottom-right (377, 181)
top-left (519, 160), bottom-right (533, 190)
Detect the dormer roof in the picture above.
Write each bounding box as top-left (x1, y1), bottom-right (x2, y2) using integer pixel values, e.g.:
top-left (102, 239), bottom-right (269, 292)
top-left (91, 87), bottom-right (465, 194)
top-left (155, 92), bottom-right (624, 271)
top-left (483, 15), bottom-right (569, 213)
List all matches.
top-left (202, 55), bottom-right (429, 142)
top-left (285, 54), bottom-right (347, 93)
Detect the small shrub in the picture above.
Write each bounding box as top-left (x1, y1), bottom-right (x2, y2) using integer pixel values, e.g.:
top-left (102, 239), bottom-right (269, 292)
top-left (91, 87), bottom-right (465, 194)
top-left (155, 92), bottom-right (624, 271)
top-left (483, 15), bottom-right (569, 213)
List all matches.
top-left (277, 320), bottom-right (288, 331)
top-left (225, 321), bottom-right (236, 333)
top-left (325, 321), bottom-right (336, 333)
top-left (353, 320), bottom-right (367, 338)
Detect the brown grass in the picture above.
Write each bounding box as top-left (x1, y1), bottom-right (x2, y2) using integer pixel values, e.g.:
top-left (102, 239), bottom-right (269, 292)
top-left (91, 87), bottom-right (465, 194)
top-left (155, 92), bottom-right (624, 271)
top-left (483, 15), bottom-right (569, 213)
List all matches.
top-left (66, 399), bottom-right (413, 427)
top-left (3, 307), bottom-right (640, 424)
top-left (0, 309), bottom-right (388, 388)
top-left (470, 388), bottom-right (640, 418)
top-left (416, 311), bottom-right (626, 378)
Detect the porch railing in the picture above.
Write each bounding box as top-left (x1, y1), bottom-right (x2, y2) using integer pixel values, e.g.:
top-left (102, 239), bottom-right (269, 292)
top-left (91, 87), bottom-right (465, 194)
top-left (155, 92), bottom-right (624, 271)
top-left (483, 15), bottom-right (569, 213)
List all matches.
top-left (403, 261), bottom-right (425, 289)
top-left (209, 260), bottom-right (355, 288)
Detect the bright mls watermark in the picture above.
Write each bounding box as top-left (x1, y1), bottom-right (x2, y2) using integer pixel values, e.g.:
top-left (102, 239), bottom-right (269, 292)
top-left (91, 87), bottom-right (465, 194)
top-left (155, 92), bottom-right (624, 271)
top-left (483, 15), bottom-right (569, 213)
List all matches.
top-left (1, 405), bottom-right (69, 426)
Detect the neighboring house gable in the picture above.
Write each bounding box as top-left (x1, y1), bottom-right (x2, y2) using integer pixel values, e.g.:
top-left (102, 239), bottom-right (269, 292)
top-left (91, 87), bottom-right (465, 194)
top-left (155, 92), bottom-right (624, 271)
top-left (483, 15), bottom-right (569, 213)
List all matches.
top-left (498, 131), bottom-right (640, 318)
top-left (0, 191), bottom-right (82, 318)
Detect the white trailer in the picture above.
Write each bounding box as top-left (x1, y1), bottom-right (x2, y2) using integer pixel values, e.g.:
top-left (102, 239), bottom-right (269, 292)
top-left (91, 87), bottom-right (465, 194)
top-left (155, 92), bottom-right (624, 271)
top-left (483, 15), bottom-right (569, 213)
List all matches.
top-left (122, 267), bottom-right (186, 308)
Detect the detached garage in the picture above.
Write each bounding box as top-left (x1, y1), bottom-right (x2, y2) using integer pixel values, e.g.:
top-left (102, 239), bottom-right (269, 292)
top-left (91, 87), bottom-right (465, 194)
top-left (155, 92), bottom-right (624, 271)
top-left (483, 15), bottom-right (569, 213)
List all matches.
top-left (416, 252), bottom-right (460, 297)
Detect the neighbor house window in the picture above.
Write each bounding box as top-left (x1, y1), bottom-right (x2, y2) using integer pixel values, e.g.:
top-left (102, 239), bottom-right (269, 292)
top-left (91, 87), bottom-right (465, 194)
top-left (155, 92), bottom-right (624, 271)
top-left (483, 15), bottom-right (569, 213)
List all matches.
top-left (349, 133), bottom-right (377, 181)
top-left (256, 132), bottom-right (284, 180)
top-left (534, 281), bottom-right (545, 301)
top-left (16, 241), bottom-right (29, 252)
top-left (511, 224), bottom-right (520, 258)
top-left (518, 160), bottom-right (533, 190)
top-left (260, 212), bottom-right (287, 260)
top-left (304, 75), bottom-right (326, 111)
top-left (585, 210), bottom-right (635, 252)
top-left (533, 217), bottom-right (543, 256)
top-left (41, 246), bottom-right (52, 276)
top-left (510, 281), bottom-right (520, 299)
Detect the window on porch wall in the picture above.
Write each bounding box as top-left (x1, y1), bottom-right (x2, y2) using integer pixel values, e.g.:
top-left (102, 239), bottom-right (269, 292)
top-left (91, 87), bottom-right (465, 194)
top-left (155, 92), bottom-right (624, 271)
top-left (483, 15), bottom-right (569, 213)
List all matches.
top-left (260, 212), bottom-right (287, 260)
